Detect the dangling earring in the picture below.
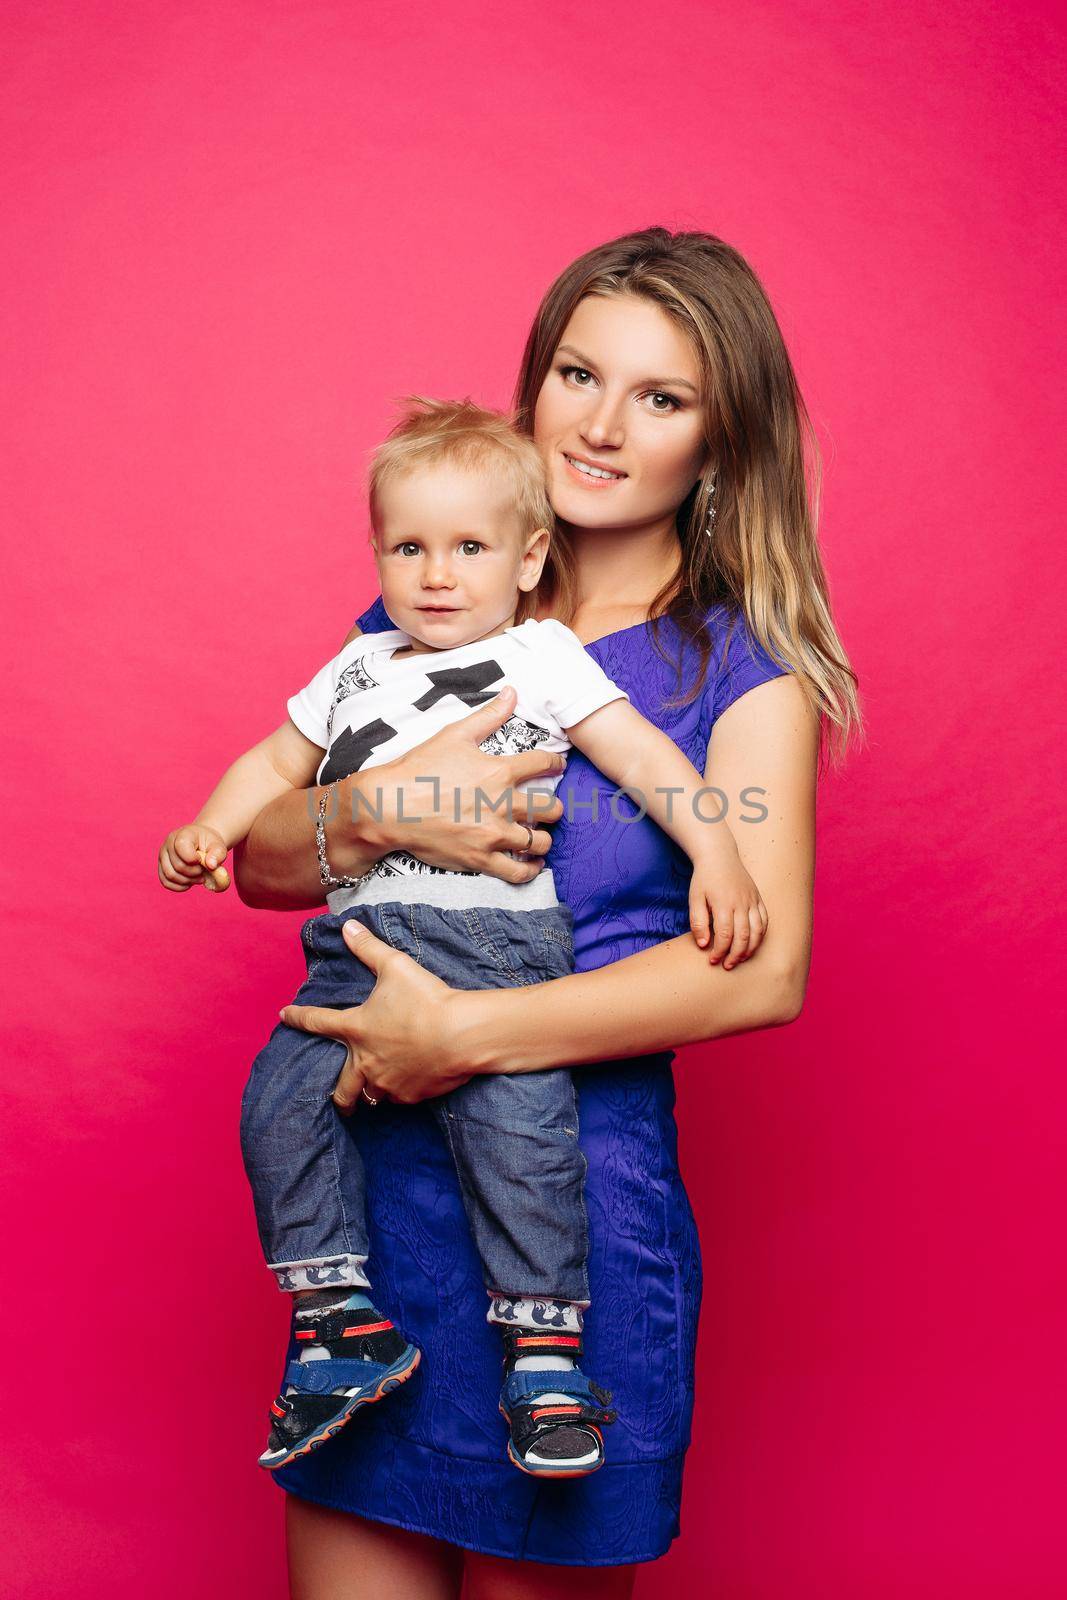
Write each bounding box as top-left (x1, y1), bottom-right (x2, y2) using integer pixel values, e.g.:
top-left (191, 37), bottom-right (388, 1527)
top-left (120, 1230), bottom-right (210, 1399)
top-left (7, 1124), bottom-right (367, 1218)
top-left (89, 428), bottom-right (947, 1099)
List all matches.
top-left (704, 473), bottom-right (718, 535)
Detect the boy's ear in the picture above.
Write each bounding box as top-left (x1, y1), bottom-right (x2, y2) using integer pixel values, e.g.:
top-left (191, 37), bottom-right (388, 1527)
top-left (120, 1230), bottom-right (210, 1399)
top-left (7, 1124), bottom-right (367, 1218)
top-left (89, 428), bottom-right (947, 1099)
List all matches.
top-left (517, 526), bottom-right (551, 591)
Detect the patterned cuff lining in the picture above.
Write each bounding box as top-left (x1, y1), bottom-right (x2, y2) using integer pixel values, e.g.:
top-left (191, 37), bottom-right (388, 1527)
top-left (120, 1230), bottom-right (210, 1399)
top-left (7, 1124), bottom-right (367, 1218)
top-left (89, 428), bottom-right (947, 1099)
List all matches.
top-left (486, 1294), bottom-right (587, 1334)
top-left (269, 1254), bottom-right (372, 1293)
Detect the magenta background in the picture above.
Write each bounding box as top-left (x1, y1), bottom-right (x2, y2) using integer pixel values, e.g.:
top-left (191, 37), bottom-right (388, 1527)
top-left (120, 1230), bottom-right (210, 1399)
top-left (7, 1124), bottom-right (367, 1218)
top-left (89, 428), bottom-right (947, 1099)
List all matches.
top-left (3, 2), bottom-right (1065, 1594)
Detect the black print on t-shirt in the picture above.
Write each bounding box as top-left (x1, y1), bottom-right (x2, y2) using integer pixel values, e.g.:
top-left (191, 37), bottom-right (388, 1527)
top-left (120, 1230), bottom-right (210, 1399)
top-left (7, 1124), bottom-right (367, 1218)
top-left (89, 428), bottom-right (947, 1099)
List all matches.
top-left (319, 718), bottom-right (398, 784)
top-left (325, 657), bottom-right (380, 744)
top-left (412, 661), bottom-right (504, 712)
top-left (370, 850), bottom-right (478, 880)
top-left (478, 714), bottom-right (552, 757)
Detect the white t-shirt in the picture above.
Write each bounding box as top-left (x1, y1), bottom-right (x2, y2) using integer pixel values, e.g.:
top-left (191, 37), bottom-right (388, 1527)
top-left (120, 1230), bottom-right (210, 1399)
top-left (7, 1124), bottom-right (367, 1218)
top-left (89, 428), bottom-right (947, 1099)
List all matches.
top-left (287, 617), bottom-right (629, 894)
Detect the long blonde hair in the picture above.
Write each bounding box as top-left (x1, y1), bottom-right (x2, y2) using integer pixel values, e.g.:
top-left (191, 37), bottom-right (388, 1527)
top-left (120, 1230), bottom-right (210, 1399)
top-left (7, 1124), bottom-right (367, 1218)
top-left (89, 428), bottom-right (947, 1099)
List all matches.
top-left (513, 227), bottom-right (861, 765)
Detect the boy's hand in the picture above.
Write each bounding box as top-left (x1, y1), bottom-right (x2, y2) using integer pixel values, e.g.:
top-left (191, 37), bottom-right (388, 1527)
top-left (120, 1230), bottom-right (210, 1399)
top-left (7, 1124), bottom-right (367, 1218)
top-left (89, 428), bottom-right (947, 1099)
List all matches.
top-left (688, 857), bottom-right (768, 970)
top-left (158, 824), bottom-right (231, 893)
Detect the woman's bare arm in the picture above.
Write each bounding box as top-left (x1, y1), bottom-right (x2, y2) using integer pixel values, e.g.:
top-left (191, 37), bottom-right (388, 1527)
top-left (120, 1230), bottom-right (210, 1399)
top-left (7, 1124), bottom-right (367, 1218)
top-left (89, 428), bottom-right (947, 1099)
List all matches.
top-left (283, 674), bottom-right (819, 1108)
top-left (231, 784), bottom-right (359, 910)
top-left (451, 673), bottom-right (817, 1070)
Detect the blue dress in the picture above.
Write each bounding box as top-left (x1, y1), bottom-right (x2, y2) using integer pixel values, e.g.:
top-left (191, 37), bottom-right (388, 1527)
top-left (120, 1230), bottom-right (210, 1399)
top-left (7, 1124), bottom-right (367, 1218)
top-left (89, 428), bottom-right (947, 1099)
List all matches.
top-left (275, 596), bottom-right (789, 1566)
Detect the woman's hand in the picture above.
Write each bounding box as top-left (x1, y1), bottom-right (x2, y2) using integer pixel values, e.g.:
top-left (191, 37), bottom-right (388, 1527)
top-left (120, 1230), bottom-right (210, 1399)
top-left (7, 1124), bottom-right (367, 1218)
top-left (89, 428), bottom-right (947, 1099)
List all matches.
top-left (235, 686), bottom-right (567, 910)
top-left (345, 685), bottom-right (566, 881)
top-left (280, 920), bottom-right (478, 1111)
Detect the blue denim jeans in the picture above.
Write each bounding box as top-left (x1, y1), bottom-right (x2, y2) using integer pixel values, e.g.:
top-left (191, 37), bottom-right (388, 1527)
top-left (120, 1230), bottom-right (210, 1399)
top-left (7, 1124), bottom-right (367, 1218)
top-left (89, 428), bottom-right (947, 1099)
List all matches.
top-left (239, 903), bottom-right (589, 1312)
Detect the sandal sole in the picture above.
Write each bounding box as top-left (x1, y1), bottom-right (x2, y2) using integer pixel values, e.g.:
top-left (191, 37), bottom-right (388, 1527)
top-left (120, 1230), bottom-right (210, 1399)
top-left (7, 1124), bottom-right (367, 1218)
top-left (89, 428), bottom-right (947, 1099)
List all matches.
top-left (260, 1345), bottom-right (421, 1472)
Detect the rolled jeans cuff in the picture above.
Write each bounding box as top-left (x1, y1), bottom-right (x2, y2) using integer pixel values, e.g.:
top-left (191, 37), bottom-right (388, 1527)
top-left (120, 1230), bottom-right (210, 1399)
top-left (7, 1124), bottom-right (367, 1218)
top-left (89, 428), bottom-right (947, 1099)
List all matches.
top-left (486, 1293), bottom-right (588, 1334)
top-left (269, 1254), bottom-right (372, 1294)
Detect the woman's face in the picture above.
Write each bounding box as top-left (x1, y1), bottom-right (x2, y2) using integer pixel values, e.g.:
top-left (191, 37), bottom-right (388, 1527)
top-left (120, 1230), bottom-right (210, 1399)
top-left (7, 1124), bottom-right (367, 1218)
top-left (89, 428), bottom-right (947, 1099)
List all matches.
top-left (533, 293), bottom-right (709, 532)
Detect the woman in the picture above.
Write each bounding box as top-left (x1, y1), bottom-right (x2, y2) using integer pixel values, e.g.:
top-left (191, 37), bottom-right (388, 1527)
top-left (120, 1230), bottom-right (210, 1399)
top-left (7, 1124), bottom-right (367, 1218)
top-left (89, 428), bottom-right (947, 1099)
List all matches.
top-left (235, 228), bottom-right (858, 1597)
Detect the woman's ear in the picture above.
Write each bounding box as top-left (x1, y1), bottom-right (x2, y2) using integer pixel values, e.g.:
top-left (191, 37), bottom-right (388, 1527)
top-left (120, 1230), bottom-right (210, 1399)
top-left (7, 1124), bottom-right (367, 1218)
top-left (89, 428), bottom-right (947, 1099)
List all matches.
top-left (517, 526), bottom-right (551, 591)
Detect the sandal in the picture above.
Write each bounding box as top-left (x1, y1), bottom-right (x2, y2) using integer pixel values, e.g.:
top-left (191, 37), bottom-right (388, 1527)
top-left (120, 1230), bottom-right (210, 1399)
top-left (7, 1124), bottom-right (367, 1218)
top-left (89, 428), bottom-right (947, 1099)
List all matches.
top-left (498, 1327), bottom-right (617, 1478)
top-left (259, 1305), bottom-right (421, 1471)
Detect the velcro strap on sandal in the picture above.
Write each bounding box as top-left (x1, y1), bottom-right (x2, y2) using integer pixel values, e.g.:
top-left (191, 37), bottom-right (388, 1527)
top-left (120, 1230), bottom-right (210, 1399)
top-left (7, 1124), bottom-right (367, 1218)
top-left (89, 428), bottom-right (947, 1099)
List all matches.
top-left (282, 1356), bottom-right (390, 1395)
top-left (291, 1308), bottom-right (409, 1367)
top-left (501, 1327), bottom-right (584, 1365)
top-left (509, 1404), bottom-right (610, 1455)
top-left (293, 1309), bottom-right (396, 1347)
top-left (500, 1366), bottom-right (613, 1416)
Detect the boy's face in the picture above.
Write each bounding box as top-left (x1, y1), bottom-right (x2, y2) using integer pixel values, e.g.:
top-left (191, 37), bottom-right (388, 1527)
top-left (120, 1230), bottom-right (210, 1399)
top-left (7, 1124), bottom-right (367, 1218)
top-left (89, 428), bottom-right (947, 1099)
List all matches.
top-left (371, 462), bottom-right (549, 652)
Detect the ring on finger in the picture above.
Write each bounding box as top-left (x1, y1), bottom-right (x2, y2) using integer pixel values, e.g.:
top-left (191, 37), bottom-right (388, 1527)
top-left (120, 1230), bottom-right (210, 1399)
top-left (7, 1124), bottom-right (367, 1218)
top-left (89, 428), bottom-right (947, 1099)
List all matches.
top-left (361, 1087), bottom-right (379, 1107)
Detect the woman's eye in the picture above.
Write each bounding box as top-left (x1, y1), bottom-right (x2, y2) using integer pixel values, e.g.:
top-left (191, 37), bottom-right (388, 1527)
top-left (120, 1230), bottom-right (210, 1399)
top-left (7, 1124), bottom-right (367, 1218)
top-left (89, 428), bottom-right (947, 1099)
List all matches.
top-left (646, 391), bottom-right (682, 413)
top-left (560, 364), bottom-right (595, 387)
top-left (460, 540), bottom-right (483, 556)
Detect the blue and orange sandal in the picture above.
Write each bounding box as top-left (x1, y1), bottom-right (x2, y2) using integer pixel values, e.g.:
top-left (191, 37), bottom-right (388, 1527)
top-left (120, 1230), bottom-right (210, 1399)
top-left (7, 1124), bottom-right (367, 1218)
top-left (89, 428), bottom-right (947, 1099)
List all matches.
top-left (258, 1305), bottom-right (421, 1471)
top-left (498, 1327), bottom-right (617, 1478)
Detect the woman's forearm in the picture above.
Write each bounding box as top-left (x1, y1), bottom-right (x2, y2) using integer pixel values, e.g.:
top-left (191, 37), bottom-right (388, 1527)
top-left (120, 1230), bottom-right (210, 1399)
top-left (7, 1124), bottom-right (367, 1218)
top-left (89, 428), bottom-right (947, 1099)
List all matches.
top-left (233, 779), bottom-right (385, 910)
top-left (452, 932), bottom-right (806, 1076)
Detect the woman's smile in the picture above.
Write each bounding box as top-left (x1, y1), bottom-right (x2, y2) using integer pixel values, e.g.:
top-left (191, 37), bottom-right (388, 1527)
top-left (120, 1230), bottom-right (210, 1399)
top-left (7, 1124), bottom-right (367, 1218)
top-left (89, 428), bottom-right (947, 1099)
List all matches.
top-left (563, 451), bottom-right (628, 485)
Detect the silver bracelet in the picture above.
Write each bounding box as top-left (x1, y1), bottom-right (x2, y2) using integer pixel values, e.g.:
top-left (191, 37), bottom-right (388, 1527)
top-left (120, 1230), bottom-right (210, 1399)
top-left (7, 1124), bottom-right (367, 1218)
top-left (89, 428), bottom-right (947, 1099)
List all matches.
top-left (316, 784), bottom-right (370, 889)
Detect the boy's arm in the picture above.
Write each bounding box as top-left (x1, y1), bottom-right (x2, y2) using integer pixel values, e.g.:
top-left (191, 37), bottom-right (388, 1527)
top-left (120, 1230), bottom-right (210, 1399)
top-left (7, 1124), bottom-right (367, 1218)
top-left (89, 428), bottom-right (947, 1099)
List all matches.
top-left (563, 700), bottom-right (770, 967)
top-left (196, 719), bottom-right (326, 847)
top-left (566, 700), bottom-right (734, 866)
top-left (159, 719), bottom-right (325, 893)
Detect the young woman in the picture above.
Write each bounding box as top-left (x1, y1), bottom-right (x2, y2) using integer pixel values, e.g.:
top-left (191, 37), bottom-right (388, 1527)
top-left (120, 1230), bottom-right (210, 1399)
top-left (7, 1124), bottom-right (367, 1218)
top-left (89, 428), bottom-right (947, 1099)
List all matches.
top-left (235, 228), bottom-right (858, 1599)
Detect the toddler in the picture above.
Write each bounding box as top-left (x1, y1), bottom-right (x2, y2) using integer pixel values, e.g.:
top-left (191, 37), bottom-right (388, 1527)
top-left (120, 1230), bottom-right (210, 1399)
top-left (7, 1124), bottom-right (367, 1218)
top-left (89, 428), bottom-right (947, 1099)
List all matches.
top-left (158, 398), bottom-right (768, 1479)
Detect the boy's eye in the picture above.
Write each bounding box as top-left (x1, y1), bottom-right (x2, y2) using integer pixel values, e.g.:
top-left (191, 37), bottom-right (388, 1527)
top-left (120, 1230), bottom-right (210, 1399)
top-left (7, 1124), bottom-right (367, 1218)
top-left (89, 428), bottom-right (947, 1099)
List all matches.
top-left (460, 540), bottom-right (483, 556)
top-left (397, 542), bottom-right (420, 556)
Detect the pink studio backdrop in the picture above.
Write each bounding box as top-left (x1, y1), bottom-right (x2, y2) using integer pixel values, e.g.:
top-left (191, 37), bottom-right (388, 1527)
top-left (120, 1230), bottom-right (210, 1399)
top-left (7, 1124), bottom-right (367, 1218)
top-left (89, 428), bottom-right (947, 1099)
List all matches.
top-left (3, 2), bottom-right (1064, 1595)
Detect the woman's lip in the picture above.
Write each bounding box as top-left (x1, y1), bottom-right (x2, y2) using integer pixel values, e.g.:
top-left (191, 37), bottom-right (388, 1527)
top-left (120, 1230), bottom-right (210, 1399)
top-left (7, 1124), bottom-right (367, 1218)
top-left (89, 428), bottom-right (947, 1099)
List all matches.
top-left (562, 451), bottom-right (627, 485)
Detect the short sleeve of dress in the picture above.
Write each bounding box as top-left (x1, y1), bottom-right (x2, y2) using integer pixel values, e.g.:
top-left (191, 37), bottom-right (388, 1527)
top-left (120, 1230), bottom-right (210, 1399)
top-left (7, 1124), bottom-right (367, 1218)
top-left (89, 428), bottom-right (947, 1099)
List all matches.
top-left (353, 593), bottom-right (392, 633)
top-left (708, 605), bottom-right (791, 726)
top-left (533, 618), bottom-right (630, 729)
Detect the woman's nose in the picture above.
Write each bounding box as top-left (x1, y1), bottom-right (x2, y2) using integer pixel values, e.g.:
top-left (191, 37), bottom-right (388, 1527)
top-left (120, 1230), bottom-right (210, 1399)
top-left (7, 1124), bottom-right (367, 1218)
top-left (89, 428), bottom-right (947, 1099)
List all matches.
top-left (580, 396), bottom-right (625, 450)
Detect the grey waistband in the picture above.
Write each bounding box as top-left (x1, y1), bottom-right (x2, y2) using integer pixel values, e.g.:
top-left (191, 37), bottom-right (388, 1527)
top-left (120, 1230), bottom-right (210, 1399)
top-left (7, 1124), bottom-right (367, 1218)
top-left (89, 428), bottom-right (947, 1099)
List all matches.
top-left (327, 866), bottom-right (559, 914)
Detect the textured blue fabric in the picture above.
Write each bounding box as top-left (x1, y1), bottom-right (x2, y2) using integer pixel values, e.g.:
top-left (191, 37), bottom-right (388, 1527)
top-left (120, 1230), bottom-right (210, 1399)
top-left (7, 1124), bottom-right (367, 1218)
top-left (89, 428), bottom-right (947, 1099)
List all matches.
top-left (274, 595), bottom-right (790, 1566)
